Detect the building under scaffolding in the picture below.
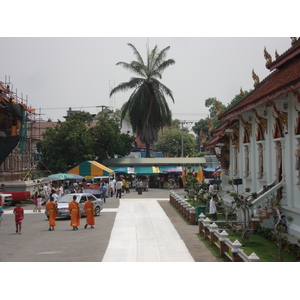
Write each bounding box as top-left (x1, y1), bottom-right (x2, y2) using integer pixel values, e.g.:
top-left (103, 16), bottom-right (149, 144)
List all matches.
top-left (0, 78), bottom-right (42, 182)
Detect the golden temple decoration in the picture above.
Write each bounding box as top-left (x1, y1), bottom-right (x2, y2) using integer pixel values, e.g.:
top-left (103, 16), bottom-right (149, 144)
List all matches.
top-left (291, 37), bottom-right (298, 46)
top-left (292, 89), bottom-right (300, 103)
top-left (240, 87), bottom-right (245, 98)
top-left (238, 115), bottom-right (252, 143)
top-left (264, 47), bottom-right (272, 68)
top-left (252, 69), bottom-right (260, 88)
top-left (206, 117), bottom-right (215, 135)
top-left (252, 108), bottom-right (268, 135)
top-left (213, 99), bottom-right (223, 119)
top-left (199, 129), bottom-right (207, 145)
top-left (270, 100), bottom-right (288, 131)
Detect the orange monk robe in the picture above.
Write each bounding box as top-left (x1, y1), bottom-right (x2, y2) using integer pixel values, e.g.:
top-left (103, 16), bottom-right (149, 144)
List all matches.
top-left (83, 201), bottom-right (95, 226)
top-left (46, 201), bottom-right (58, 227)
top-left (68, 201), bottom-right (80, 227)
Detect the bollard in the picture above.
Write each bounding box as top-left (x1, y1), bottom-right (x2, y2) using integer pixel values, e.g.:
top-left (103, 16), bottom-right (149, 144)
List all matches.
top-left (231, 240), bottom-right (243, 262)
top-left (209, 222), bottom-right (218, 246)
top-left (203, 217), bottom-right (211, 239)
top-left (198, 213), bottom-right (205, 234)
top-left (189, 206), bottom-right (196, 225)
top-left (219, 230), bottom-right (229, 257)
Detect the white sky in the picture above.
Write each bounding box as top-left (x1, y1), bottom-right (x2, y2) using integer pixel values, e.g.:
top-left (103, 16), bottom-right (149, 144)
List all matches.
top-left (0, 2), bottom-right (295, 125)
top-left (1, 0), bottom-right (297, 292)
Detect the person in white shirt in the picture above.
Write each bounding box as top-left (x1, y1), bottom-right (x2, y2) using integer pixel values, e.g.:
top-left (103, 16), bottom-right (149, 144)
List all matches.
top-left (52, 190), bottom-right (59, 202)
top-left (58, 184), bottom-right (64, 200)
top-left (43, 183), bottom-right (50, 200)
top-left (209, 195), bottom-right (218, 221)
top-left (116, 179), bottom-right (123, 198)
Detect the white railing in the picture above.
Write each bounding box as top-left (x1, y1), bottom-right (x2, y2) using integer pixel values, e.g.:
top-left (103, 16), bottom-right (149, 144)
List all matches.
top-left (251, 180), bottom-right (283, 219)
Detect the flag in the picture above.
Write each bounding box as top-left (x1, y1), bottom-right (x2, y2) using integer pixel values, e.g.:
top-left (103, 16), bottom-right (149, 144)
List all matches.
top-left (196, 166), bottom-right (205, 182)
top-left (212, 165), bottom-right (221, 176)
top-left (181, 165), bottom-right (186, 186)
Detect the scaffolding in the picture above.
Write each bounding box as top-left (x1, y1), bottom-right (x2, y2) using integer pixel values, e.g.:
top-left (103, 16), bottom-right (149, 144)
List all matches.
top-left (0, 76), bottom-right (43, 181)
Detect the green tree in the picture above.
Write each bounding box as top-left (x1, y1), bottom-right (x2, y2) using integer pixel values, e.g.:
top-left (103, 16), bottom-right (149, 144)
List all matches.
top-left (154, 123), bottom-right (196, 157)
top-left (37, 111), bottom-right (134, 173)
top-left (110, 43), bottom-right (175, 157)
top-left (89, 112), bottom-right (134, 161)
top-left (37, 112), bottom-right (94, 173)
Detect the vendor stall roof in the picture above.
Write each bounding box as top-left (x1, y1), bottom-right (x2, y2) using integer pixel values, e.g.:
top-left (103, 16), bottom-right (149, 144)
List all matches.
top-left (67, 160), bottom-right (114, 177)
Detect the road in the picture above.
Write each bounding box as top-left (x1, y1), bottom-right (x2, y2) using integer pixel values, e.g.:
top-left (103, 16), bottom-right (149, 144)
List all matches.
top-left (0, 195), bottom-right (120, 262)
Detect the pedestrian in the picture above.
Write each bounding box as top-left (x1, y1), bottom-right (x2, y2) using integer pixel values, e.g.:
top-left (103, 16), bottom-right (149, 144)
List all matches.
top-left (13, 202), bottom-right (24, 234)
top-left (33, 191), bottom-right (38, 212)
top-left (109, 180), bottom-right (114, 197)
top-left (100, 182), bottom-right (107, 203)
top-left (209, 182), bottom-right (214, 194)
top-left (116, 178), bottom-right (122, 198)
top-left (36, 195), bottom-right (44, 212)
top-left (209, 194), bottom-right (218, 221)
top-left (124, 180), bottom-right (130, 193)
top-left (58, 184), bottom-right (64, 200)
top-left (45, 196), bottom-right (58, 231)
top-left (52, 190), bottom-right (59, 202)
top-left (43, 183), bottom-right (50, 200)
top-left (83, 195), bottom-right (95, 229)
top-left (68, 195), bottom-right (80, 230)
top-left (0, 204), bottom-right (4, 226)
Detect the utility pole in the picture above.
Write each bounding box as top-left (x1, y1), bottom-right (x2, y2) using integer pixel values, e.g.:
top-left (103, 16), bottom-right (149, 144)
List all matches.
top-left (181, 120), bottom-right (193, 157)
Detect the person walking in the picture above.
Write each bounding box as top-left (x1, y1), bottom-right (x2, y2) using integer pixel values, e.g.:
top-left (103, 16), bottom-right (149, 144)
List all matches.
top-left (209, 194), bottom-right (218, 221)
top-left (68, 195), bottom-right (80, 230)
top-left (36, 195), bottom-right (44, 212)
top-left (33, 191), bottom-right (38, 212)
top-left (116, 179), bottom-right (122, 198)
top-left (45, 196), bottom-right (58, 231)
top-left (13, 202), bottom-right (24, 234)
top-left (83, 196), bottom-right (95, 229)
top-left (100, 182), bottom-right (107, 203)
top-left (43, 183), bottom-right (50, 201)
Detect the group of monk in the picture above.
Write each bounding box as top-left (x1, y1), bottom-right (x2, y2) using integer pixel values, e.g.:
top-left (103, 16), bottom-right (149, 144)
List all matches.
top-left (45, 195), bottom-right (95, 231)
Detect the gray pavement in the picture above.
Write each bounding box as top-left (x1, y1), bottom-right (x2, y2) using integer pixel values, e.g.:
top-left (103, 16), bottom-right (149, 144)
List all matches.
top-left (104, 188), bottom-right (219, 262)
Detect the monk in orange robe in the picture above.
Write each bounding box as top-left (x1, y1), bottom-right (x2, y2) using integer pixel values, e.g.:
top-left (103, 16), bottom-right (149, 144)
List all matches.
top-left (46, 196), bottom-right (58, 231)
top-left (68, 195), bottom-right (81, 230)
top-left (83, 196), bottom-right (95, 229)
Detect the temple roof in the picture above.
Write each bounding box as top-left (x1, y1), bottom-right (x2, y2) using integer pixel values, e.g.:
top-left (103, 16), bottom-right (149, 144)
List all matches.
top-left (219, 50), bottom-right (300, 122)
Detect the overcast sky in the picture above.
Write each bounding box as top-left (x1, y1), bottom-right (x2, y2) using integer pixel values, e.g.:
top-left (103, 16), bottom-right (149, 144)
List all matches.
top-left (0, 37), bottom-right (292, 125)
top-left (0, 2), bottom-right (295, 128)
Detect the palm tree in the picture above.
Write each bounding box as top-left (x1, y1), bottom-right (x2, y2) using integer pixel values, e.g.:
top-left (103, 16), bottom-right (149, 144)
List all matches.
top-left (110, 43), bottom-right (175, 157)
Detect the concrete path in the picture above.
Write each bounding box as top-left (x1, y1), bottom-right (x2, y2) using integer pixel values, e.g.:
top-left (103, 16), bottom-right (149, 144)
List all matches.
top-left (102, 198), bottom-right (195, 262)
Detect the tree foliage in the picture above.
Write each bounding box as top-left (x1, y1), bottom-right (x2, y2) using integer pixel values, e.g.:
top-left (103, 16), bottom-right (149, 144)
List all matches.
top-left (110, 43), bottom-right (175, 157)
top-left (154, 119), bottom-right (197, 157)
top-left (36, 111), bottom-right (134, 173)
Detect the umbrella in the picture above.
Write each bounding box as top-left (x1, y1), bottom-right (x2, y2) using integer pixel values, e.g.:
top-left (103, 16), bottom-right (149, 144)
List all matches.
top-left (163, 168), bottom-right (183, 174)
top-left (67, 173), bottom-right (84, 179)
top-left (114, 168), bottom-right (126, 173)
top-left (40, 177), bottom-right (61, 183)
top-left (48, 173), bottom-right (75, 180)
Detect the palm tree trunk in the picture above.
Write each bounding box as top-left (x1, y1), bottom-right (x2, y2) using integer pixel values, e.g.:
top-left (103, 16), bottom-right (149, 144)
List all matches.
top-left (146, 143), bottom-right (151, 157)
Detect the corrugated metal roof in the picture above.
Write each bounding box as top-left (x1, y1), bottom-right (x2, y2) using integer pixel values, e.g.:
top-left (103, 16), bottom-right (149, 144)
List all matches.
top-left (103, 157), bottom-right (206, 166)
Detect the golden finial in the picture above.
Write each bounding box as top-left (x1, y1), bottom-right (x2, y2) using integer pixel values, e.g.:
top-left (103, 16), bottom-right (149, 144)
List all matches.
top-left (199, 129), bottom-right (207, 145)
top-left (240, 87), bottom-right (245, 98)
top-left (291, 37), bottom-right (298, 45)
top-left (206, 117), bottom-right (215, 135)
top-left (252, 69), bottom-right (260, 88)
top-left (264, 47), bottom-right (272, 67)
top-left (213, 99), bottom-right (223, 118)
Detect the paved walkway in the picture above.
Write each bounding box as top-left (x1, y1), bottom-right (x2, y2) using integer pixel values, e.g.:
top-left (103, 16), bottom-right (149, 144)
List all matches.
top-left (102, 188), bottom-right (218, 262)
top-left (102, 198), bottom-right (195, 262)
